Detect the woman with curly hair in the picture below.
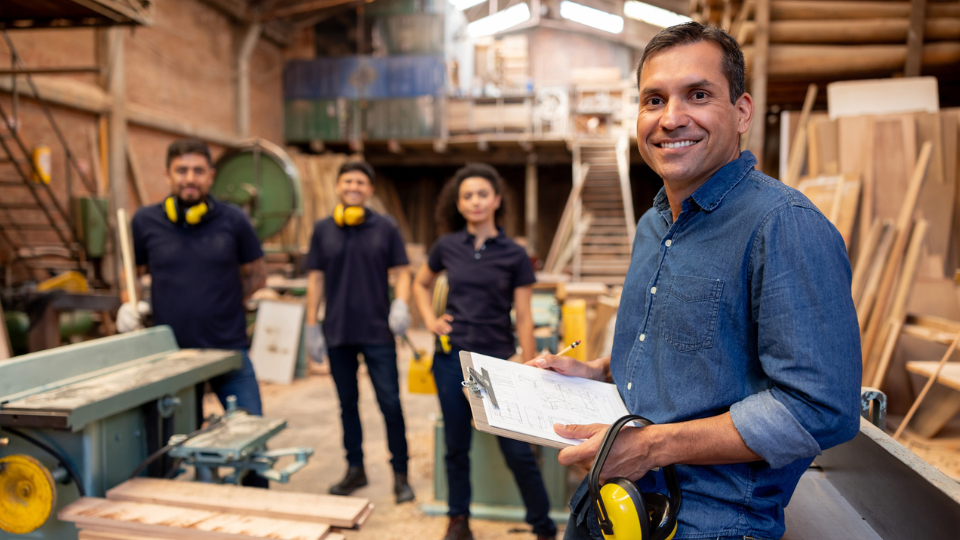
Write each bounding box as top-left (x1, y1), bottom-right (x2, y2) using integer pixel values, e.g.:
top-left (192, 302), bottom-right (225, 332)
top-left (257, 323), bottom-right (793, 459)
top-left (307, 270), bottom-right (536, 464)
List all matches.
top-left (413, 163), bottom-right (557, 540)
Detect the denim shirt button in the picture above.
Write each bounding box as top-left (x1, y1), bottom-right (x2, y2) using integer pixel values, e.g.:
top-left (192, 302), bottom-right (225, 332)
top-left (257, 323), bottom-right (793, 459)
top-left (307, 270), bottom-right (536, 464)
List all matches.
top-left (651, 286), bottom-right (657, 294)
top-left (627, 382), bottom-right (633, 390)
top-left (639, 333), bottom-right (646, 341)
top-left (665, 239), bottom-right (672, 247)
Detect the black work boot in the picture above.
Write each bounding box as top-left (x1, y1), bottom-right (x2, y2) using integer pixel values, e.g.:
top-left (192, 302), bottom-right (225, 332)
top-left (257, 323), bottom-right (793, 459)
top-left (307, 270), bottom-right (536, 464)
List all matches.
top-left (394, 472), bottom-right (415, 503)
top-left (328, 465), bottom-right (367, 496)
top-left (443, 515), bottom-right (473, 540)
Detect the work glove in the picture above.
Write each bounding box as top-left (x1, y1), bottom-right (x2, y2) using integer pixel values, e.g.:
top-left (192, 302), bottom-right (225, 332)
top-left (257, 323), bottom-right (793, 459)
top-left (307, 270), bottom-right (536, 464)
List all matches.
top-left (116, 301), bottom-right (151, 333)
top-left (305, 323), bottom-right (327, 362)
top-left (388, 299), bottom-right (411, 336)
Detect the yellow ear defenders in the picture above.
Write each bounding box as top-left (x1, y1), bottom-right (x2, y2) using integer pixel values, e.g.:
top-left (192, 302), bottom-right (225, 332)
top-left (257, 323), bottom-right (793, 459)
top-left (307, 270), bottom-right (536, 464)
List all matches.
top-left (589, 415), bottom-right (682, 540)
top-left (333, 204), bottom-right (366, 227)
top-left (164, 196), bottom-right (209, 225)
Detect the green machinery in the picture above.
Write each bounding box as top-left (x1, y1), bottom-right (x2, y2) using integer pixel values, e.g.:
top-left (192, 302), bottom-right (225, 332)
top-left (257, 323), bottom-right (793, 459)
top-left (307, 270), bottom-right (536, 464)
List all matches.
top-left (0, 326), bottom-right (311, 539)
top-left (211, 138), bottom-right (302, 244)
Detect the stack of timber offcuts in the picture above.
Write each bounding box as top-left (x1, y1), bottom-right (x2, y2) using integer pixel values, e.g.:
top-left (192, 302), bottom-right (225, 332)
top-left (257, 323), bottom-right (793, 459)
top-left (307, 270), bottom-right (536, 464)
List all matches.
top-left (58, 478), bottom-right (373, 540)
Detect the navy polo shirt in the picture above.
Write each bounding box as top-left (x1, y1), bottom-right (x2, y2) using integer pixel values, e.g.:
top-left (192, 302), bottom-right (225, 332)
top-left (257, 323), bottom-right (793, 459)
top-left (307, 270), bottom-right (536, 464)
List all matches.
top-left (306, 210), bottom-right (409, 347)
top-left (427, 229), bottom-right (535, 359)
top-left (131, 197), bottom-right (263, 350)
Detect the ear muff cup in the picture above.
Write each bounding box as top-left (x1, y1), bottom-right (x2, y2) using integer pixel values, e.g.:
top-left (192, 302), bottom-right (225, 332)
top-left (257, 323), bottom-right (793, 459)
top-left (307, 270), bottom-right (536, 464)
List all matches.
top-left (589, 415), bottom-right (682, 540)
top-left (644, 492), bottom-right (678, 540)
top-left (164, 197), bottom-right (209, 225)
top-left (333, 204), bottom-right (366, 227)
top-left (598, 478), bottom-right (648, 540)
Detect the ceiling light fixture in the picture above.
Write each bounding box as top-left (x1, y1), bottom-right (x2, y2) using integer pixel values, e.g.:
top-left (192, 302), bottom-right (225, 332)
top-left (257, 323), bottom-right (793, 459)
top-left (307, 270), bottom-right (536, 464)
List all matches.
top-left (467, 3), bottom-right (532, 37)
top-left (559, 1), bottom-right (624, 34)
top-left (623, 1), bottom-right (692, 28)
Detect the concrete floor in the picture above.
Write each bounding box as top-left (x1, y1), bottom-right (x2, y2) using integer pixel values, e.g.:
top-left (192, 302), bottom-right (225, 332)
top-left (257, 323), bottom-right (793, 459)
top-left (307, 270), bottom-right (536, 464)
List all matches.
top-left (241, 329), bottom-right (569, 540)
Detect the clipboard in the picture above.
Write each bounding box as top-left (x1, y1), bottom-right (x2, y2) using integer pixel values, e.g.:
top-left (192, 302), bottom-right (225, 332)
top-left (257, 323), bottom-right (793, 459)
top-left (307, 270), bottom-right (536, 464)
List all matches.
top-left (459, 350), bottom-right (573, 449)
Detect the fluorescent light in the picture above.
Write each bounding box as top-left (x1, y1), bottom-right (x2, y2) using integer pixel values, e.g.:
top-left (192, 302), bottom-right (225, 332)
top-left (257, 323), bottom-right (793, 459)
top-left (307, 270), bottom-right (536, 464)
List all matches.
top-left (467, 3), bottom-right (531, 37)
top-left (449, 0), bottom-right (487, 11)
top-left (559, 1), bottom-right (624, 34)
top-left (623, 1), bottom-right (692, 28)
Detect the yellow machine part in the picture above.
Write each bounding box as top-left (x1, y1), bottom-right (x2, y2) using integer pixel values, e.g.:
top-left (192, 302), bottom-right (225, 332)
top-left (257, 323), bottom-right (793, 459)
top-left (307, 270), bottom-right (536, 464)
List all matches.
top-left (0, 454), bottom-right (57, 534)
top-left (37, 270), bottom-right (89, 293)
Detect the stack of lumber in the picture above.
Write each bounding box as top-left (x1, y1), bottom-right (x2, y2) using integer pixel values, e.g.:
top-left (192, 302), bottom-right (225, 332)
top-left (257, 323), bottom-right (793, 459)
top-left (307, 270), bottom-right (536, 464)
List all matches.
top-left (58, 478), bottom-right (372, 540)
top-left (271, 151), bottom-right (411, 251)
top-left (693, 0), bottom-right (960, 82)
top-left (781, 78), bottom-right (960, 393)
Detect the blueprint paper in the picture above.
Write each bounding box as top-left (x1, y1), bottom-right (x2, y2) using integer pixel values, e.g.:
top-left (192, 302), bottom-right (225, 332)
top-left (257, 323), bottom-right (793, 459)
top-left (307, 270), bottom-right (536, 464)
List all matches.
top-left (470, 353), bottom-right (630, 446)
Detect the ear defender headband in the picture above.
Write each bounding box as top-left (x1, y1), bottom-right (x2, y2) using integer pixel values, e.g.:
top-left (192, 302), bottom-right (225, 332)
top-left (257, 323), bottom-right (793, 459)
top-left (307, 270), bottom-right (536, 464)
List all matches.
top-left (164, 196), bottom-right (209, 226)
top-left (333, 204), bottom-right (366, 227)
top-left (589, 415), bottom-right (682, 540)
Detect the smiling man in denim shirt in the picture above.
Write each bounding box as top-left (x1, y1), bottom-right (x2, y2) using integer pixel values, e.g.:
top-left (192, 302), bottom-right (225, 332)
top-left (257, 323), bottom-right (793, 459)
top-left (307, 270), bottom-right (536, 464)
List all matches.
top-left (532, 22), bottom-right (862, 540)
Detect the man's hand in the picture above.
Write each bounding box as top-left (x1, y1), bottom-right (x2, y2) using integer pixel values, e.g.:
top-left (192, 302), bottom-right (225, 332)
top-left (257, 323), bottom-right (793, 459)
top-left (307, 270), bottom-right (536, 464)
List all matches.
top-left (388, 299), bottom-right (411, 336)
top-left (555, 422), bottom-right (659, 483)
top-left (525, 354), bottom-right (607, 381)
top-left (305, 323), bottom-right (327, 362)
top-left (428, 313), bottom-right (454, 336)
top-left (116, 301), bottom-right (151, 333)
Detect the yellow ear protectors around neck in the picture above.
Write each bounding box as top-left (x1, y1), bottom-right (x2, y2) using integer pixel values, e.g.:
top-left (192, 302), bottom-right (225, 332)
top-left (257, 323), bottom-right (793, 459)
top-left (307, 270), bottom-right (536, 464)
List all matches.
top-left (589, 415), bottom-right (682, 540)
top-left (165, 197), bottom-right (209, 226)
top-left (333, 204), bottom-right (366, 227)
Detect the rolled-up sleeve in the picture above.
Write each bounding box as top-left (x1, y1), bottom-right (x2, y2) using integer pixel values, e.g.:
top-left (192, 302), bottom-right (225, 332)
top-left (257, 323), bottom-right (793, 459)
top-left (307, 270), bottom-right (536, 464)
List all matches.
top-left (730, 203), bottom-right (862, 469)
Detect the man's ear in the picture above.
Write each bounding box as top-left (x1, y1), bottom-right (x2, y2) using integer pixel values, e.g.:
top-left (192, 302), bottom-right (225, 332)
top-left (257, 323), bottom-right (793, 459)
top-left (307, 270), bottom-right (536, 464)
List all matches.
top-left (736, 92), bottom-right (754, 135)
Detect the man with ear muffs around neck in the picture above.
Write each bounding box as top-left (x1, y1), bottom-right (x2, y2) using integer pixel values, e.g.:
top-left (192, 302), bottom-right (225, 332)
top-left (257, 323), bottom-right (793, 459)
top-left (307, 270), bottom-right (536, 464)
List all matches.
top-left (304, 160), bottom-right (415, 504)
top-left (119, 138), bottom-right (269, 486)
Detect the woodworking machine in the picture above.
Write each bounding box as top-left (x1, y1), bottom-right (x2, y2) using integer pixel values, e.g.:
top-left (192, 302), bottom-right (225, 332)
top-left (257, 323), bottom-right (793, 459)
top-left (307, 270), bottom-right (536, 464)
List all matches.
top-left (0, 326), bottom-right (312, 539)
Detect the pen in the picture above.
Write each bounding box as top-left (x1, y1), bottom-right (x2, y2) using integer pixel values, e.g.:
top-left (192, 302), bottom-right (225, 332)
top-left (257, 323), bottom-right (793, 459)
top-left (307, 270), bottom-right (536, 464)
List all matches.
top-left (556, 339), bottom-right (582, 357)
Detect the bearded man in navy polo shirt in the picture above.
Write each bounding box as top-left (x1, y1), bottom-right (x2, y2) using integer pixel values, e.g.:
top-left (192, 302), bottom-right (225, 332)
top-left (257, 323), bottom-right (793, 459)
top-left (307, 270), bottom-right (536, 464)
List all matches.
top-left (533, 23), bottom-right (861, 540)
top-left (304, 160), bottom-right (415, 503)
top-left (117, 138), bottom-right (268, 486)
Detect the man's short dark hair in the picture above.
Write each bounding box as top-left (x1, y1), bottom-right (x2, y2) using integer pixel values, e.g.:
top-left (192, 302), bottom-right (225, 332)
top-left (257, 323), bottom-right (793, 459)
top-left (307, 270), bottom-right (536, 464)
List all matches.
top-left (166, 138), bottom-right (213, 169)
top-left (637, 22), bottom-right (745, 104)
top-left (338, 160), bottom-right (375, 184)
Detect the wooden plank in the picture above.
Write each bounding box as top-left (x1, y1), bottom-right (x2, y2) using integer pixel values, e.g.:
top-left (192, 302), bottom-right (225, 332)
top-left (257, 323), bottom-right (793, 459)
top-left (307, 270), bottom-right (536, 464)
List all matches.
top-left (870, 115), bottom-right (917, 223)
top-left (861, 142), bottom-right (933, 364)
top-left (851, 219), bottom-right (885, 305)
top-left (915, 112), bottom-right (951, 278)
top-left (904, 380), bottom-right (960, 438)
top-left (942, 111), bottom-right (959, 271)
top-left (59, 498), bottom-right (331, 540)
top-left (901, 360), bottom-right (960, 437)
top-left (907, 361), bottom-right (960, 393)
top-left (838, 116), bottom-right (874, 250)
top-left (0, 299), bottom-right (11, 361)
top-left (827, 77), bottom-right (939, 120)
top-left (783, 84), bottom-right (817, 187)
top-left (816, 418), bottom-right (960, 540)
top-left (904, 0), bottom-right (929, 76)
top-left (795, 174), bottom-right (860, 245)
top-left (586, 295), bottom-right (619, 361)
top-left (856, 221), bottom-right (896, 324)
top-left (746, 0), bottom-right (770, 171)
top-left (106, 478), bottom-right (371, 529)
top-left (126, 140), bottom-right (149, 207)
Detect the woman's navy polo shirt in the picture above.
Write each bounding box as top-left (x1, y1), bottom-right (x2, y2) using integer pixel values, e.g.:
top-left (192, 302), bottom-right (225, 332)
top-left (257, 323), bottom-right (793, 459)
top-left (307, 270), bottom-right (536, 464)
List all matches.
top-left (427, 229), bottom-right (536, 359)
top-left (306, 210), bottom-right (409, 347)
top-left (131, 197), bottom-right (263, 350)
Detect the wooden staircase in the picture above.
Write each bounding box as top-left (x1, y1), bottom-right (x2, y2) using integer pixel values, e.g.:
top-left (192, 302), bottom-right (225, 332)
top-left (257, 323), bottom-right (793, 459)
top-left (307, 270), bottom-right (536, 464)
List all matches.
top-left (544, 135), bottom-right (636, 285)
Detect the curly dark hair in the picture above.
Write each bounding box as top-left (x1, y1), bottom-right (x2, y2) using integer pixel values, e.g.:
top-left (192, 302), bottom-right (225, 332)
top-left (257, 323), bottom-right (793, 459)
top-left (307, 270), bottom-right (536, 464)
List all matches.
top-left (436, 163), bottom-right (508, 235)
top-left (637, 21), bottom-right (745, 104)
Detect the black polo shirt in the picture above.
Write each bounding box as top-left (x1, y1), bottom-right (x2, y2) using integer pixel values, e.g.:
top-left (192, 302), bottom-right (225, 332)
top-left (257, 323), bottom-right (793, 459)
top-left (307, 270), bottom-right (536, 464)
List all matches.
top-left (427, 229), bottom-right (535, 359)
top-left (306, 210), bottom-right (409, 347)
top-left (131, 197), bottom-right (263, 350)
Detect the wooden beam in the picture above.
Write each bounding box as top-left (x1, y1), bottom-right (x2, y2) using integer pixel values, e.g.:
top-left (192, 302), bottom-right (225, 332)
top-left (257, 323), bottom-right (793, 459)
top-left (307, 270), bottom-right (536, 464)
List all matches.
top-left (525, 156), bottom-right (538, 254)
top-left (905, 0), bottom-right (928, 76)
top-left (0, 75), bottom-right (111, 114)
top-left (264, 0), bottom-right (366, 19)
top-left (126, 103), bottom-right (243, 147)
top-left (235, 23), bottom-right (261, 137)
top-left (743, 42), bottom-right (960, 79)
top-left (739, 18), bottom-right (960, 45)
top-left (746, 0), bottom-right (770, 169)
top-left (106, 28), bottom-right (128, 215)
top-left (770, 1), bottom-right (959, 21)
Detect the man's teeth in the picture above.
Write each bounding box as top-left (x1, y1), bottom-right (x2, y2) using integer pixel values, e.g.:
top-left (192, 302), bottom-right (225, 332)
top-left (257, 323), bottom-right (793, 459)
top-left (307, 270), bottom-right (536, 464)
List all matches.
top-left (662, 141), bottom-right (695, 149)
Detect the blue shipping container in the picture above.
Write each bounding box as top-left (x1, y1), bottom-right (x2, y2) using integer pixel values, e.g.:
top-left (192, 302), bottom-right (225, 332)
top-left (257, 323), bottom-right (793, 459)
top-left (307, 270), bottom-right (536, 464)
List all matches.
top-left (284, 55), bottom-right (445, 100)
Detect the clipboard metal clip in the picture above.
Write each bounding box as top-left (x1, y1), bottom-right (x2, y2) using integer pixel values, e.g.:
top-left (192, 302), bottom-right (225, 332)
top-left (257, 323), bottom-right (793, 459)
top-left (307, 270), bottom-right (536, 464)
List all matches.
top-left (462, 366), bottom-right (498, 408)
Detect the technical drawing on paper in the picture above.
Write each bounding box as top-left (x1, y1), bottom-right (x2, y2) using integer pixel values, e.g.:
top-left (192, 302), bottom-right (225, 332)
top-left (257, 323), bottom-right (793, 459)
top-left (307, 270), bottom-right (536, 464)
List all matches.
top-left (470, 352), bottom-right (630, 447)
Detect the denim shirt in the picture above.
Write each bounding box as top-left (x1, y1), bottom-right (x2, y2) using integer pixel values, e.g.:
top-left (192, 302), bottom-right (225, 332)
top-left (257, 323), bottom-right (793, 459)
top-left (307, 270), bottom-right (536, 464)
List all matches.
top-left (568, 152), bottom-right (862, 540)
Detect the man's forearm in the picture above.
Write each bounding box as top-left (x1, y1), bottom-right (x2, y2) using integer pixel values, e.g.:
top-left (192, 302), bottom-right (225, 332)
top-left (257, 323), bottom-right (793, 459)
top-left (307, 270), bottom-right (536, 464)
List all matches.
top-left (241, 258), bottom-right (267, 300)
top-left (306, 270), bottom-right (324, 325)
top-left (649, 412), bottom-right (760, 468)
top-left (393, 267), bottom-right (412, 304)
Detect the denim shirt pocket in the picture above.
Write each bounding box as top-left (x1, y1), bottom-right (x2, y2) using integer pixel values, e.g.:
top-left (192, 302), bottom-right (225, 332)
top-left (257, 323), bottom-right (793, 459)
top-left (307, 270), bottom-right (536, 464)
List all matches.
top-left (660, 275), bottom-right (723, 352)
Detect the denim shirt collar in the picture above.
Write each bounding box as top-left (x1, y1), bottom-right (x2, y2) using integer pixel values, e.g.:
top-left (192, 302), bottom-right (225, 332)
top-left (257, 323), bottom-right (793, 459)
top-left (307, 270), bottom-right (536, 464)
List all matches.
top-left (653, 151), bottom-right (758, 217)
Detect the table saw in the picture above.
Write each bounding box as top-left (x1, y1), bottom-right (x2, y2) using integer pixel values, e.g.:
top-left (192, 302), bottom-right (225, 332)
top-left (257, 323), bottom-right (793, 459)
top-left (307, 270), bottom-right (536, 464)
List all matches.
top-left (0, 326), bottom-right (311, 539)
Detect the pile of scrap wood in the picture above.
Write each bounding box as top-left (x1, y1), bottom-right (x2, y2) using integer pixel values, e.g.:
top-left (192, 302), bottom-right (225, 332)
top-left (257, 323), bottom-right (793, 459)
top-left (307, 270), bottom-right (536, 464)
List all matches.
top-left (270, 151), bottom-right (411, 251)
top-left (780, 78), bottom-right (960, 393)
top-left (58, 478), bottom-right (372, 540)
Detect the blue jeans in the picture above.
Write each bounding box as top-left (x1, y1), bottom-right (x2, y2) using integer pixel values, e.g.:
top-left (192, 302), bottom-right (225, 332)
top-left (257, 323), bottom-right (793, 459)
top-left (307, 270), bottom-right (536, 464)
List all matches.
top-left (433, 349), bottom-right (557, 537)
top-left (195, 349), bottom-right (267, 487)
top-left (328, 343), bottom-right (409, 473)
